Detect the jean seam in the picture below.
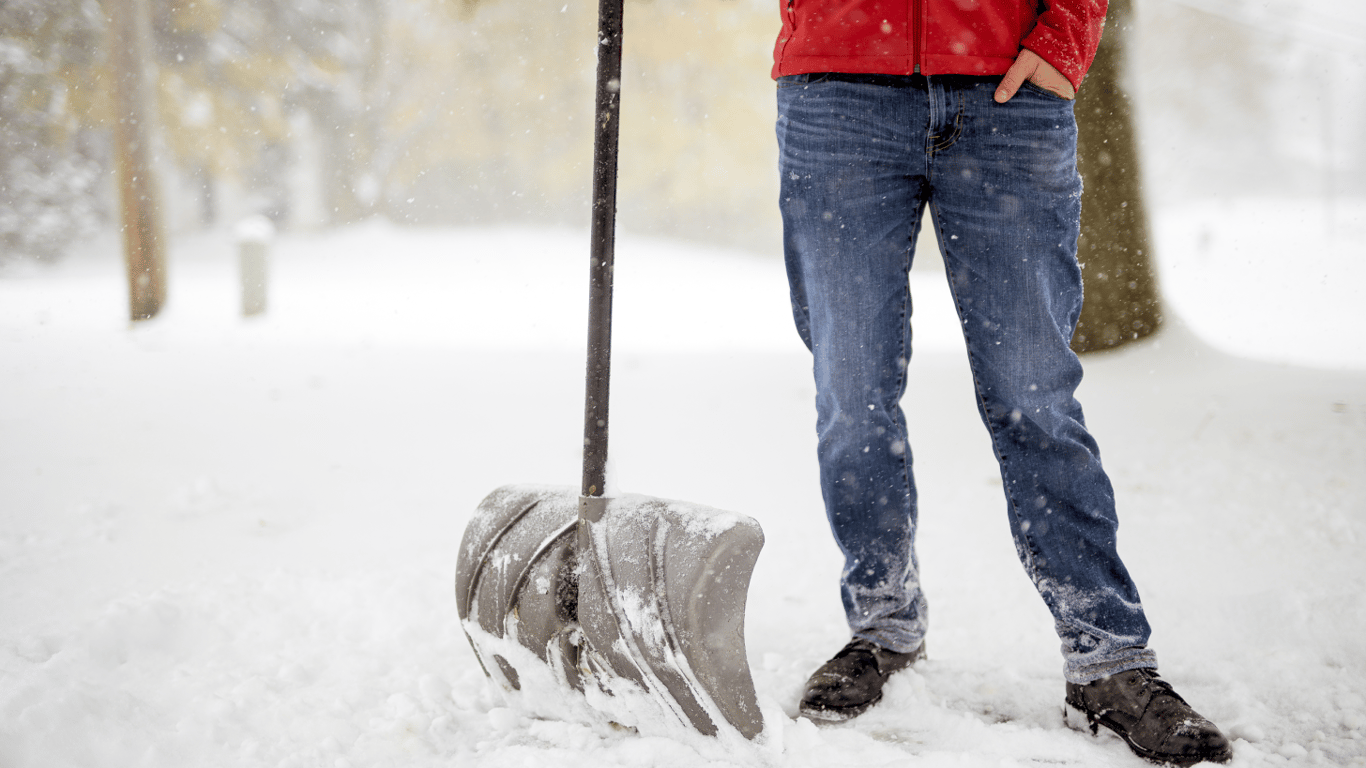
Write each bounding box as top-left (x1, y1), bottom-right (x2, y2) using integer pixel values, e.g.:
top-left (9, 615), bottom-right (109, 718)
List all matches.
top-left (894, 212), bottom-right (914, 563)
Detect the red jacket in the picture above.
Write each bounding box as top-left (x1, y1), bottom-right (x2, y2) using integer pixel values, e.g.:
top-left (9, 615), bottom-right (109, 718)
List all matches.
top-left (771, 0), bottom-right (1107, 90)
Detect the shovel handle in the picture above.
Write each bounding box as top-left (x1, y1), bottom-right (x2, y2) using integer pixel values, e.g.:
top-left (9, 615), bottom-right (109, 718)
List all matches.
top-left (582, 0), bottom-right (625, 500)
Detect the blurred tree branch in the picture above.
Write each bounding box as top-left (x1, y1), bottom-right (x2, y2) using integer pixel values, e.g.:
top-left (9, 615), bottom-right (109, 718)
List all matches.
top-left (0, 0), bottom-right (108, 262)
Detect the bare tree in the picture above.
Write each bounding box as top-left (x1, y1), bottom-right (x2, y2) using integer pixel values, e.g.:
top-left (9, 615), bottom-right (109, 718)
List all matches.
top-left (109, 0), bottom-right (167, 321)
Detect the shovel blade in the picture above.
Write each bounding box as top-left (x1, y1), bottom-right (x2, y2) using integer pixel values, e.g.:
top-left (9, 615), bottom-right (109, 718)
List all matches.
top-left (455, 484), bottom-right (764, 740)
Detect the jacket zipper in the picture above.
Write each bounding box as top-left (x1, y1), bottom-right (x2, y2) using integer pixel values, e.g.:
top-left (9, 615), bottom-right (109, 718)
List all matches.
top-left (911, 0), bottom-right (922, 73)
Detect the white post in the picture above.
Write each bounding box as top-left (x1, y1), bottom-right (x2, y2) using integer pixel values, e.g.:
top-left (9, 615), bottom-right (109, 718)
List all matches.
top-left (235, 215), bottom-right (274, 317)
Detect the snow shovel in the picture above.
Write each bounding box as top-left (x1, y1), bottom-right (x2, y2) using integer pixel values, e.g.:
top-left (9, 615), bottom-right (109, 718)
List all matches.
top-left (453, 0), bottom-right (765, 741)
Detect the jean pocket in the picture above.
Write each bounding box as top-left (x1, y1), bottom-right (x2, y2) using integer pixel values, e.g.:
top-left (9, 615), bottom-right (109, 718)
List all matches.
top-left (1020, 80), bottom-right (1075, 102)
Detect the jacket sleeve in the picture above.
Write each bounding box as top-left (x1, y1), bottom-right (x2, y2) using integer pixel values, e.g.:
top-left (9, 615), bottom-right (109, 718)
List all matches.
top-left (1021, 0), bottom-right (1108, 90)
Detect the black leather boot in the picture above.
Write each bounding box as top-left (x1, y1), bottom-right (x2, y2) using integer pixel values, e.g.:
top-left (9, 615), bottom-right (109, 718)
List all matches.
top-left (799, 638), bottom-right (925, 722)
top-left (1065, 668), bottom-right (1233, 765)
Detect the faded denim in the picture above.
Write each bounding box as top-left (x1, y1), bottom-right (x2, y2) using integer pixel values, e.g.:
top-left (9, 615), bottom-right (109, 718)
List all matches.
top-left (776, 73), bottom-right (1156, 684)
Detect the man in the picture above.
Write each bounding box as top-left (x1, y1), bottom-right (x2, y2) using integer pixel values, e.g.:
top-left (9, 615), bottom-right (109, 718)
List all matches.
top-left (772, 0), bottom-right (1233, 764)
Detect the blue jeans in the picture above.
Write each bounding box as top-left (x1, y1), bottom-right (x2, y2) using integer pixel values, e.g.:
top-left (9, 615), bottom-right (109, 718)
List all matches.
top-left (777, 73), bottom-right (1156, 684)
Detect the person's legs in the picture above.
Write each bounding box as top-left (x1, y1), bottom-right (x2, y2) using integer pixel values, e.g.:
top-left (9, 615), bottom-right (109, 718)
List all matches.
top-left (777, 73), bottom-right (930, 655)
top-left (777, 73), bottom-right (1231, 761)
top-left (925, 76), bottom-right (1155, 683)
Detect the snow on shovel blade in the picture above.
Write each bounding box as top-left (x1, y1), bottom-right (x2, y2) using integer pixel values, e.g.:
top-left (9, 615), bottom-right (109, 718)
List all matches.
top-left (455, 484), bottom-right (765, 740)
top-left (455, 486), bottom-right (582, 694)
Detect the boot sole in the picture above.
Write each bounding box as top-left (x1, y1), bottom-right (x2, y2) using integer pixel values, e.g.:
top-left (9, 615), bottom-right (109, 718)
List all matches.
top-left (1064, 703), bottom-right (1233, 766)
top-left (800, 693), bottom-right (881, 723)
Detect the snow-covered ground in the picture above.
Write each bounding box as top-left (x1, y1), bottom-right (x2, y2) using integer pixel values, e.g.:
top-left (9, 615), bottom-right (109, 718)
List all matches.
top-left (1, 201), bottom-right (1363, 767)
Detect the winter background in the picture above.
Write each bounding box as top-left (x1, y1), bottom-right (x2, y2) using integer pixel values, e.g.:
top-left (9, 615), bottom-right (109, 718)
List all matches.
top-left (2, 0), bottom-right (1364, 766)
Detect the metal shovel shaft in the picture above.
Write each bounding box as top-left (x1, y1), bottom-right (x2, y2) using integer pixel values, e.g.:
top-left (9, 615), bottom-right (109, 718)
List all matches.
top-left (582, 0), bottom-right (624, 501)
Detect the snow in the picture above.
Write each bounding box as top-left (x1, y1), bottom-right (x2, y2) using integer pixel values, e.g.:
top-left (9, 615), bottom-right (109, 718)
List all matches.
top-left (2, 209), bottom-right (1364, 767)
top-left (1154, 198), bottom-right (1366, 370)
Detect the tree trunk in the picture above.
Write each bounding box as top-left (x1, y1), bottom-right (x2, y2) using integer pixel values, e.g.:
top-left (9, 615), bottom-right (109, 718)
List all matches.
top-left (316, 0), bottom-right (388, 226)
top-left (109, 0), bottom-right (167, 321)
top-left (1071, 0), bottom-right (1159, 354)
